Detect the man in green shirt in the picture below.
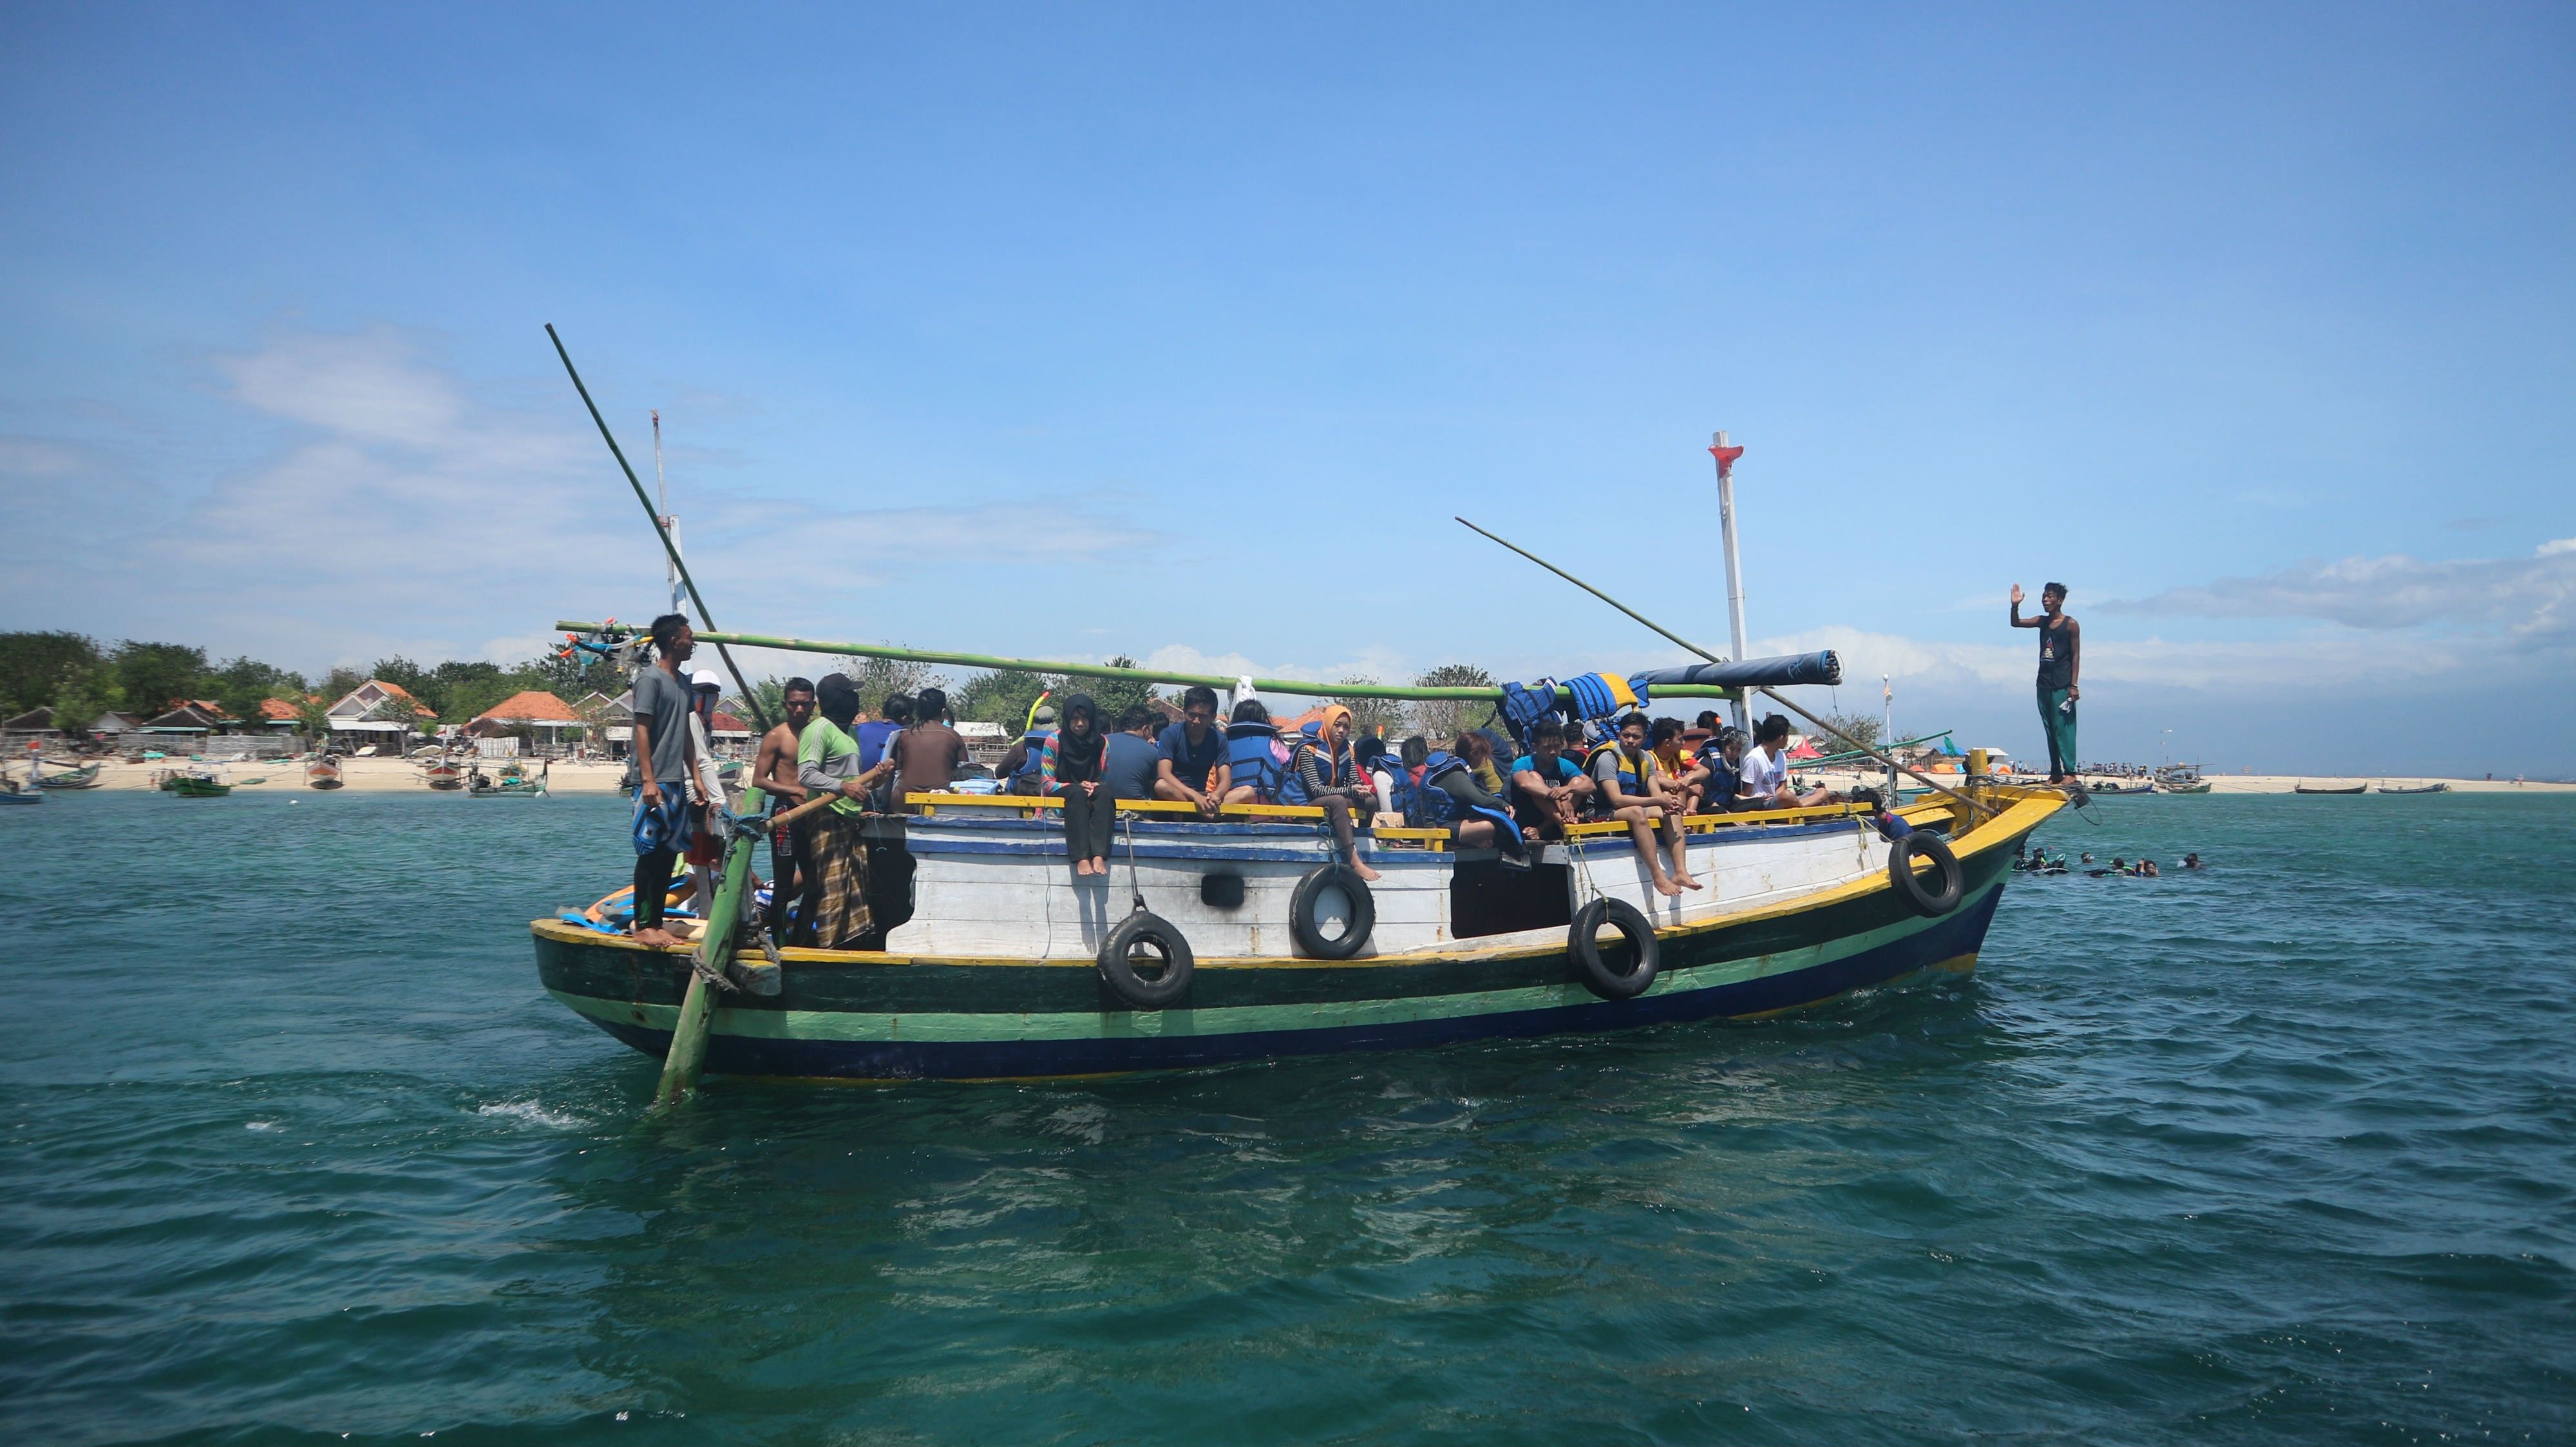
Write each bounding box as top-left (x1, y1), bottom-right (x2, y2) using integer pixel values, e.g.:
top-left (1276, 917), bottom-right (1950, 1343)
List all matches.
top-left (793, 674), bottom-right (894, 948)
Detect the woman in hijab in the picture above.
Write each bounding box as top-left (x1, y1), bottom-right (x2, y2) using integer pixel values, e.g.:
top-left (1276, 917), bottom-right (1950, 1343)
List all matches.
top-left (1285, 703), bottom-right (1381, 882)
top-left (1041, 692), bottom-right (1116, 875)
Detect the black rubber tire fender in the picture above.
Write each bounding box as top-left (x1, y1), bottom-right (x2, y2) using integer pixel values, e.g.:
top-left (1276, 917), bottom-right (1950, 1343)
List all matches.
top-left (1288, 864), bottom-right (1376, 960)
top-left (1570, 897), bottom-right (1658, 1001)
top-left (1888, 831), bottom-right (1964, 917)
top-left (1097, 911), bottom-right (1194, 1009)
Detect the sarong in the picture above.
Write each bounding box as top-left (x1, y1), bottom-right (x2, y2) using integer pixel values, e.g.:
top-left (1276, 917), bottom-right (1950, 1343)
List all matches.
top-left (803, 811), bottom-right (874, 950)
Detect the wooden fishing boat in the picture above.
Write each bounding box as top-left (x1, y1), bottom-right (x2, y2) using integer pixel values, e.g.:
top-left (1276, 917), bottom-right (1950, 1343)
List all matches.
top-left (2293, 781), bottom-right (2367, 795)
top-left (422, 757), bottom-right (464, 791)
top-left (168, 774), bottom-right (231, 797)
top-left (2154, 763), bottom-right (2210, 794)
top-left (2087, 781), bottom-right (2157, 795)
top-left (306, 756), bottom-right (343, 790)
top-left (0, 788), bottom-right (37, 806)
top-left (469, 776), bottom-right (545, 797)
top-left (35, 761), bottom-right (102, 790)
top-left (2376, 780), bottom-right (2450, 795)
top-left (535, 777), bottom-right (2062, 1083)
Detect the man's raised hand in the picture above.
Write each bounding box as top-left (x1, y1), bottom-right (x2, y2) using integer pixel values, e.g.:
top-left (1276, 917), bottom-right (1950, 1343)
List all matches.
top-left (2010, 583), bottom-right (2024, 606)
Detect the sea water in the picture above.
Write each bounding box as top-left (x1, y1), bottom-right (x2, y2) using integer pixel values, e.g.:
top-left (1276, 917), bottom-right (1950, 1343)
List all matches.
top-left (2, 791), bottom-right (2570, 1444)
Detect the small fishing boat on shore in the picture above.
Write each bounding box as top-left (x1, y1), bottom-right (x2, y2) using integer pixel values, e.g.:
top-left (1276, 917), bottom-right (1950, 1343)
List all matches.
top-left (168, 773), bottom-right (232, 797)
top-left (2154, 763), bottom-right (2210, 794)
top-left (306, 755), bottom-right (343, 790)
top-left (2377, 780), bottom-right (2450, 795)
top-left (468, 761), bottom-right (547, 797)
top-left (35, 759), bottom-right (102, 790)
top-left (2294, 780), bottom-right (2368, 795)
top-left (421, 757), bottom-right (464, 791)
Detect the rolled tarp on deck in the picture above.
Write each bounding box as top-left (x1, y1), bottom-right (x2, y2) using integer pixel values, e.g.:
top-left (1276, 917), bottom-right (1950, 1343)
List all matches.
top-left (1632, 650), bottom-right (1842, 693)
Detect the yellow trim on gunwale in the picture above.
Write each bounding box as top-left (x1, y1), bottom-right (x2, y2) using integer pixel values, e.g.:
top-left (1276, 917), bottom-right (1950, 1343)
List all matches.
top-left (533, 786), bottom-right (2061, 972)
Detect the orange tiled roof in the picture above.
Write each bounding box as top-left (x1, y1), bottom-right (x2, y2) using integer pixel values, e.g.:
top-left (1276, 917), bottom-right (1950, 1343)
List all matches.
top-left (258, 698), bottom-right (301, 721)
top-left (471, 690), bottom-right (582, 725)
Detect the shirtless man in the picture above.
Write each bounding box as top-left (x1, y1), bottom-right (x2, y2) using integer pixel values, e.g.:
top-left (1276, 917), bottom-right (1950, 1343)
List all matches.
top-left (751, 677), bottom-right (815, 936)
top-left (887, 686), bottom-right (969, 808)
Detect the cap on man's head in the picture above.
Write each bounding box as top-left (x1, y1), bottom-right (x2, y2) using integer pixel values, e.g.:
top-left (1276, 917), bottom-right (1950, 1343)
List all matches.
top-left (1032, 705), bottom-right (1057, 726)
top-left (690, 668), bottom-right (723, 690)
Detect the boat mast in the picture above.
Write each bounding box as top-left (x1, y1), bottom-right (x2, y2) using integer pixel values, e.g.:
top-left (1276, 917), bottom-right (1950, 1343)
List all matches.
top-left (651, 410), bottom-right (685, 621)
top-left (1710, 431), bottom-right (1750, 732)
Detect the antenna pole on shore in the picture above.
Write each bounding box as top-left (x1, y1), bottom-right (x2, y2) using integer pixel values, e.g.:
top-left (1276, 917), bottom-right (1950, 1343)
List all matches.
top-left (1711, 431), bottom-right (1750, 733)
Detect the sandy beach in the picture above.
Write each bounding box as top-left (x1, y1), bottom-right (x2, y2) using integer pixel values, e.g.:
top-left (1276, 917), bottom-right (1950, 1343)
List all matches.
top-left (70, 757), bottom-right (636, 792)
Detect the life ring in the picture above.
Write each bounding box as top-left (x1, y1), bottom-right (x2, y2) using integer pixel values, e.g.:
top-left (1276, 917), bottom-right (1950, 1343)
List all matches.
top-left (1887, 831), bottom-right (1964, 916)
top-left (1570, 897), bottom-right (1658, 1001)
top-left (1098, 911), bottom-right (1194, 1009)
top-left (1289, 864), bottom-right (1376, 960)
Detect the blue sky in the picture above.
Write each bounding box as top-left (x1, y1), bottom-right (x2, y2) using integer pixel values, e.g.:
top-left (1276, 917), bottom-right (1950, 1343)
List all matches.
top-left (4, 5), bottom-right (2571, 774)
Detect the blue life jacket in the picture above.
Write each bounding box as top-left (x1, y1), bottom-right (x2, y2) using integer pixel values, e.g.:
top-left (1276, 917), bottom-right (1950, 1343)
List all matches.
top-left (1403, 752), bottom-right (1468, 828)
top-left (1499, 679), bottom-right (1558, 745)
top-left (1224, 722), bottom-right (1289, 803)
top-left (1006, 729), bottom-right (1052, 793)
top-left (1280, 724), bottom-right (1350, 806)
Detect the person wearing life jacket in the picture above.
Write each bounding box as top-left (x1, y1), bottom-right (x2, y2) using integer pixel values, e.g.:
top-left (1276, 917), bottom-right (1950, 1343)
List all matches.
top-left (1217, 698), bottom-right (1291, 805)
top-left (1694, 725), bottom-right (1749, 813)
top-left (1282, 703), bottom-right (1379, 881)
top-left (1585, 712), bottom-right (1700, 896)
top-left (1414, 729), bottom-right (1526, 860)
top-left (1649, 716), bottom-right (1709, 815)
top-left (998, 702), bottom-right (1057, 797)
top-left (1510, 716), bottom-right (1595, 840)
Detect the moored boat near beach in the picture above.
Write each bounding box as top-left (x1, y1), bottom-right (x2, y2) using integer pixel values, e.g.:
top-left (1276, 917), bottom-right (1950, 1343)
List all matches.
top-left (306, 755), bottom-right (343, 790)
top-left (2293, 780), bottom-right (2368, 795)
top-left (2377, 780), bottom-right (2450, 795)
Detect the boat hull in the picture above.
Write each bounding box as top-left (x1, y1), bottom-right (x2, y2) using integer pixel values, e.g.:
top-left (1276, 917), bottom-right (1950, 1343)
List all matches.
top-left (533, 795), bottom-right (2047, 1081)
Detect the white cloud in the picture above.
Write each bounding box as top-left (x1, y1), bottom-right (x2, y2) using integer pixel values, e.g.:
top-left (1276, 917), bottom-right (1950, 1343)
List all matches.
top-left (17, 326), bottom-right (1159, 667)
top-left (2104, 541), bottom-right (2576, 641)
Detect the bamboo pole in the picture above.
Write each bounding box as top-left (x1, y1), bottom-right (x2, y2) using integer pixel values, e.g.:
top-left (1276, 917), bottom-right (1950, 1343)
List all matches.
top-left (1450, 520), bottom-right (1999, 823)
top-left (653, 784), bottom-right (766, 1108)
top-left (544, 325), bottom-right (772, 733)
top-left (551, 621), bottom-right (1745, 705)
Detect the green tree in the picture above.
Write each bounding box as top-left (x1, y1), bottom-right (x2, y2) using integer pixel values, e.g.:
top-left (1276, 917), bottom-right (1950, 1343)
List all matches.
top-left (953, 667), bottom-right (1059, 728)
top-left (113, 641), bottom-right (211, 717)
top-left (317, 667), bottom-right (368, 706)
top-left (1409, 663), bottom-right (1497, 747)
top-left (368, 655), bottom-right (436, 712)
top-left (1084, 656), bottom-right (1163, 729)
top-left (1332, 676), bottom-right (1408, 750)
top-left (50, 660), bottom-right (124, 733)
top-left (0, 631), bottom-right (102, 717)
top-left (1807, 709), bottom-right (1883, 757)
top-left (832, 656), bottom-right (951, 717)
top-left (210, 656), bottom-right (303, 727)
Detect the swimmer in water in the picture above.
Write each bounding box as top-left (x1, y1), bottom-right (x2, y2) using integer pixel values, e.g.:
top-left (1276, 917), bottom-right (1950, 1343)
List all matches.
top-left (2182, 853), bottom-right (2203, 869)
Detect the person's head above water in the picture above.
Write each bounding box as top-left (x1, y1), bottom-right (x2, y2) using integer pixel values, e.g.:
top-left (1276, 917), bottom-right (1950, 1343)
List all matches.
top-left (817, 674), bottom-right (860, 729)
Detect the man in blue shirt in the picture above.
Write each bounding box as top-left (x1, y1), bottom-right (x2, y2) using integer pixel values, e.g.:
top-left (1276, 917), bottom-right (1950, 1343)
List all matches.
top-left (1508, 717), bottom-right (1595, 841)
top-left (1101, 706), bottom-right (1163, 800)
top-left (1153, 685), bottom-right (1233, 818)
top-left (856, 692), bottom-right (910, 771)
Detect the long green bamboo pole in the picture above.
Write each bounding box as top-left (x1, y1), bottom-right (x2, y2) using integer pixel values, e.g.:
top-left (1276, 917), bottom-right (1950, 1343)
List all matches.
top-left (1450, 520), bottom-right (1998, 822)
top-left (653, 784), bottom-right (765, 1108)
top-left (553, 621), bottom-right (1741, 705)
top-left (545, 325), bottom-right (772, 733)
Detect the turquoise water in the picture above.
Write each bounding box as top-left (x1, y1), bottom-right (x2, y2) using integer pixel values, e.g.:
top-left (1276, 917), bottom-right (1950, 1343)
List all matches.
top-left (3, 791), bottom-right (2571, 1444)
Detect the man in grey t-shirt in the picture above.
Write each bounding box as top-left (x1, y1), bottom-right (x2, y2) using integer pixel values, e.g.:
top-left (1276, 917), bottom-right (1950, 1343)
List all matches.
top-left (627, 614), bottom-right (701, 947)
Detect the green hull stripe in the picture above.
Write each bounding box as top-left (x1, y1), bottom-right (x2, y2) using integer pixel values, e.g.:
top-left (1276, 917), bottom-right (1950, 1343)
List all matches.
top-left (550, 882), bottom-right (1992, 1045)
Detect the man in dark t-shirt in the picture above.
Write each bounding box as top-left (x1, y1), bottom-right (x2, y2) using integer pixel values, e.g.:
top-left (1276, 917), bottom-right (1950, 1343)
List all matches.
top-left (1101, 706), bottom-right (1162, 800)
top-left (887, 686), bottom-right (968, 808)
top-left (1152, 685), bottom-right (1233, 817)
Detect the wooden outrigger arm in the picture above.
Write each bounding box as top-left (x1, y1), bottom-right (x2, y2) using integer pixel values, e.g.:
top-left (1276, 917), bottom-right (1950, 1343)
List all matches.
top-left (553, 621), bottom-right (1756, 706)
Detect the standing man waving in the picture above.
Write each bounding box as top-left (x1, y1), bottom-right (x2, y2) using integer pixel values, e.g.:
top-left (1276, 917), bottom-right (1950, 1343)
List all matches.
top-left (2011, 582), bottom-right (2081, 784)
